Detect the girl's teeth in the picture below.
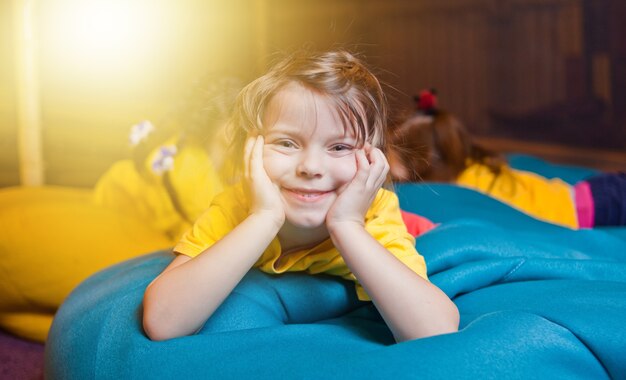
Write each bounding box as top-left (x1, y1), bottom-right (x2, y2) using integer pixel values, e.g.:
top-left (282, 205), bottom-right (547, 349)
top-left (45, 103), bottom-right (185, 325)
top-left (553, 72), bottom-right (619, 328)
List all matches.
top-left (293, 190), bottom-right (323, 198)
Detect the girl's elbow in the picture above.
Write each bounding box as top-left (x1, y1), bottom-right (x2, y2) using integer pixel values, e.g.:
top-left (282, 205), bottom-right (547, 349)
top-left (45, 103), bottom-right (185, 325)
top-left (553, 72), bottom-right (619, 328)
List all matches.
top-left (142, 291), bottom-right (179, 341)
top-left (401, 301), bottom-right (460, 342)
top-left (142, 288), bottom-right (213, 341)
top-left (143, 319), bottom-right (167, 342)
top-left (142, 301), bottom-right (168, 341)
top-left (440, 301), bottom-right (460, 334)
top-left (143, 313), bottom-right (171, 341)
top-left (433, 298), bottom-right (460, 336)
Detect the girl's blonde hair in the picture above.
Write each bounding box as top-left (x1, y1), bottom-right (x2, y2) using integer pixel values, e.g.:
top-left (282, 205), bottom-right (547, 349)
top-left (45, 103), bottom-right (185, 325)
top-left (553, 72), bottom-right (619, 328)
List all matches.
top-left (227, 50), bottom-right (388, 172)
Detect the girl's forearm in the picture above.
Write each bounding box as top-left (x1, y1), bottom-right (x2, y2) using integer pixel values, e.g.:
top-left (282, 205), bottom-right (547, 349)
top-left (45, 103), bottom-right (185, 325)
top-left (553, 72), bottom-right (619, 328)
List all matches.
top-left (328, 222), bottom-right (459, 342)
top-left (142, 212), bottom-right (282, 341)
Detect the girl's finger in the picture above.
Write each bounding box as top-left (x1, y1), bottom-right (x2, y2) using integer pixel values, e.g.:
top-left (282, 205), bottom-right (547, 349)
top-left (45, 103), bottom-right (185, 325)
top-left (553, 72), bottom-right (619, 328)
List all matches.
top-left (244, 136), bottom-right (256, 179)
top-left (363, 142), bottom-right (373, 163)
top-left (249, 136), bottom-right (265, 180)
top-left (376, 148), bottom-right (390, 175)
top-left (365, 148), bottom-right (387, 188)
top-left (375, 149), bottom-right (390, 188)
top-left (354, 149), bottom-right (370, 183)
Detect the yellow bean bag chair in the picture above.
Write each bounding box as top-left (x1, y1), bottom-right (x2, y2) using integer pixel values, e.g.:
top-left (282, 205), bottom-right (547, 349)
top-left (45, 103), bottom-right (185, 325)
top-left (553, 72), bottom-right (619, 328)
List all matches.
top-left (0, 135), bottom-right (227, 342)
top-left (0, 186), bottom-right (173, 342)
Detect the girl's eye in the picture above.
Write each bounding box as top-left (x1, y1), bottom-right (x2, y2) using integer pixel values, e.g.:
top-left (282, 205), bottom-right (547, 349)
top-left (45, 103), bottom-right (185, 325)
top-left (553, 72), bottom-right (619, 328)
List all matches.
top-left (276, 140), bottom-right (296, 148)
top-left (330, 144), bottom-right (353, 152)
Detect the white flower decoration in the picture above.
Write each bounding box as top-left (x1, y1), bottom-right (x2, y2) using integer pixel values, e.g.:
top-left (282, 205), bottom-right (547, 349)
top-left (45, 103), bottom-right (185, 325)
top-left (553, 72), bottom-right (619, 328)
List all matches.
top-left (129, 120), bottom-right (155, 146)
top-left (151, 145), bottom-right (178, 175)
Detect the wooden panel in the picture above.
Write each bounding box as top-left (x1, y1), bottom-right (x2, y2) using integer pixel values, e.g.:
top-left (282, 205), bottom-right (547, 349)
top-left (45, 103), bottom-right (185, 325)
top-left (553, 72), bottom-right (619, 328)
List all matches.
top-left (264, 0), bottom-right (583, 137)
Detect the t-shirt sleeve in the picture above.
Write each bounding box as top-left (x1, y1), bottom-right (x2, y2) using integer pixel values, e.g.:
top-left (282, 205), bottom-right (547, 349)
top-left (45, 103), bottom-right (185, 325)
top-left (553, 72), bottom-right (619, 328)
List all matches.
top-left (356, 189), bottom-right (429, 301)
top-left (173, 187), bottom-right (242, 258)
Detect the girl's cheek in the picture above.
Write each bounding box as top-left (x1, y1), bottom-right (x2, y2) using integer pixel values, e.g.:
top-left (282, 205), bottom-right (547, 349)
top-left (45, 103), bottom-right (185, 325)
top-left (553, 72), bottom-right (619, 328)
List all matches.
top-left (262, 146), bottom-right (271, 162)
top-left (334, 155), bottom-right (358, 180)
top-left (262, 151), bottom-right (285, 178)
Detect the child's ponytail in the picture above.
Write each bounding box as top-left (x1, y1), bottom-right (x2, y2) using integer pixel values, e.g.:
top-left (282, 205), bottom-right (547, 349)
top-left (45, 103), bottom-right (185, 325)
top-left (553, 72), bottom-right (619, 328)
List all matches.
top-left (389, 90), bottom-right (505, 182)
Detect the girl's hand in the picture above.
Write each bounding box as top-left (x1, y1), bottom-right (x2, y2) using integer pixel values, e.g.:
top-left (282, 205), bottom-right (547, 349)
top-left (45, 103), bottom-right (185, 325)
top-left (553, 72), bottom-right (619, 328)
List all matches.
top-left (326, 144), bottom-right (389, 229)
top-left (244, 135), bottom-right (285, 227)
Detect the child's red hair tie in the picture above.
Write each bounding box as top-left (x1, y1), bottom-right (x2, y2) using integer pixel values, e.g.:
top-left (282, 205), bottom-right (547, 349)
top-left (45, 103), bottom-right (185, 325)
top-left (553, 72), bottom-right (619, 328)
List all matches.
top-left (414, 89), bottom-right (438, 115)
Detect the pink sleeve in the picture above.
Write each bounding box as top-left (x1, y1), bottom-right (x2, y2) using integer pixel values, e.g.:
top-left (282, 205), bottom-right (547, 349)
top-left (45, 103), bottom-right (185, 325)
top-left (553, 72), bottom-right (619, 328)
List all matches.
top-left (400, 210), bottom-right (437, 237)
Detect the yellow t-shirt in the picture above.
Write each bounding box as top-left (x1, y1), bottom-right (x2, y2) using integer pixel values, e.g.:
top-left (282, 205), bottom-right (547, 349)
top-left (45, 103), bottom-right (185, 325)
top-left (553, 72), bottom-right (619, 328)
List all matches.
top-left (456, 163), bottom-right (577, 228)
top-left (174, 184), bottom-right (427, 301)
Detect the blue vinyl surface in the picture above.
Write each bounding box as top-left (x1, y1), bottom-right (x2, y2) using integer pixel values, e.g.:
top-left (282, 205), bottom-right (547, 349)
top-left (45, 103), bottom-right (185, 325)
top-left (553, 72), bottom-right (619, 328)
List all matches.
top-left (46, 157), bottom-right (626, 379)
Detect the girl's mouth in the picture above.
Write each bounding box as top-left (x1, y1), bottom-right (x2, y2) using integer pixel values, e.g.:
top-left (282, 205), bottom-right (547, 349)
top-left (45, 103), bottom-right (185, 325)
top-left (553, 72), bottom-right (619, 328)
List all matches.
top-left (283, 188), bottom-right (332, 203)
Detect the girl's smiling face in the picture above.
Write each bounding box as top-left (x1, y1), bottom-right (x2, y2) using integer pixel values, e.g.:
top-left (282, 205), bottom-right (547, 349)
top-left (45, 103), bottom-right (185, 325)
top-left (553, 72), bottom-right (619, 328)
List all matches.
top-left (261, 82), bottom-right (360, 230)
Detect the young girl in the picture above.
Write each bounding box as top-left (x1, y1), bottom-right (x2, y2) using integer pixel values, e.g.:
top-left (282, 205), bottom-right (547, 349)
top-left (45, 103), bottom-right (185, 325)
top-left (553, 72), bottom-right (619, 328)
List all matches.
top-left (387, 89), bottom-right (626, 229)
top-left (142, 51), bottom-right (459, 343)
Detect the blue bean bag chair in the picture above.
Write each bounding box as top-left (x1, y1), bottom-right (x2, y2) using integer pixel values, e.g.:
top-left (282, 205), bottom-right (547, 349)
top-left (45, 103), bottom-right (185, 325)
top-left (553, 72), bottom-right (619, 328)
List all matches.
top-left (506, 153), bottom-right (598, 184)
top-left (45, 157), bottom-right (626, 379)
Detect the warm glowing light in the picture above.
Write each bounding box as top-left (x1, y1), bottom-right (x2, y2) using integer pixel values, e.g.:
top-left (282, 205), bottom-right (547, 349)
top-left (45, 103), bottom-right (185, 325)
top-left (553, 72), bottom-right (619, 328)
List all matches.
top-left (46, 0), bottom-right (174, 69)
top-left (66, 2), bottom-right (139, 54)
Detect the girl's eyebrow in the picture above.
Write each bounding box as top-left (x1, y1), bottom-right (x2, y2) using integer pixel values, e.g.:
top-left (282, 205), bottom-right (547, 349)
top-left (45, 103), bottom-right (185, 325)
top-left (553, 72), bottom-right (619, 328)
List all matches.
top-left (264, 125), bottom-right (300, 137)
top-left (266, 123), bottom-right (357, 141)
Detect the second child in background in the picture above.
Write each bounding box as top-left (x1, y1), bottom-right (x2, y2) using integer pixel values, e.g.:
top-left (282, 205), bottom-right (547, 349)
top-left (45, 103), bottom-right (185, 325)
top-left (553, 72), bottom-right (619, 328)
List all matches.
top-left (94, 76), bottom-right (244, 242)
top-left (387, 90), bottom-right (626, 229)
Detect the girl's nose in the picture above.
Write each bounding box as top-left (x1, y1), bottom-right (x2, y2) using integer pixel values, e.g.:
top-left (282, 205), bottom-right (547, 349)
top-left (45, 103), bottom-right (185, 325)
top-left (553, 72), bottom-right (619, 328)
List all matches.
top-left (296, 151), bottom-right (323, 178)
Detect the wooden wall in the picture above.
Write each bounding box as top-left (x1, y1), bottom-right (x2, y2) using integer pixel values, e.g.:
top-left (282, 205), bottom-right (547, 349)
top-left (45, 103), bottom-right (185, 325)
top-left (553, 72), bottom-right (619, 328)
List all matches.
top-left (260, 0), bottom-right (585, 134)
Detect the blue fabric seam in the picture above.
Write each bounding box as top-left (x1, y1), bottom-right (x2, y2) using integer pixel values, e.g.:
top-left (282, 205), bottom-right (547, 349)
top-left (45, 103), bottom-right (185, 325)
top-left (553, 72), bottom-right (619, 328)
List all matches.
top-left (502, 258), bottom-right (527, 281)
